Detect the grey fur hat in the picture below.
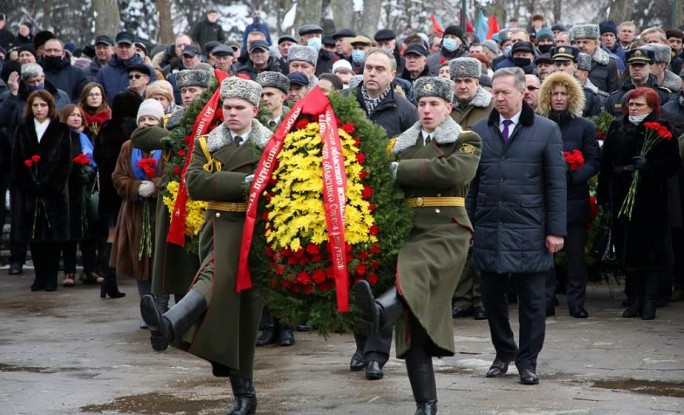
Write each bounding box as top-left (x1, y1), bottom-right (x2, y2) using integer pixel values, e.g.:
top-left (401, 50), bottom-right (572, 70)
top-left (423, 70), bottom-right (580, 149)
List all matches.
top-left (449, 57), bottom-right (481, 79)
top-left (220, 77), bottom-right (262, 106)
top-left (577, 53), bottom-right (592, 71)
top-left (288, 45), bottom-right (318, 67)
top-left (643, 43), bottom-right (672, 63)
top-left (570, 24), bottom-right (600, 40)
top-left (257, 71), bottom-right (289, 94)
top-left (414, 77), bottom-right (454, 103)
top-left (177, 69), bottom-right (211, 88)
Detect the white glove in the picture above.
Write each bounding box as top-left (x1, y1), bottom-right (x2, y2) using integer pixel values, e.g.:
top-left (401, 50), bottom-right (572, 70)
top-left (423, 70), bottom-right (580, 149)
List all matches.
top-left (244, 174), bottom-right (255, 184)
top-left (138, 180), bottom-right (156, 198)
top-left (389, 162), bottom-right (399, 180)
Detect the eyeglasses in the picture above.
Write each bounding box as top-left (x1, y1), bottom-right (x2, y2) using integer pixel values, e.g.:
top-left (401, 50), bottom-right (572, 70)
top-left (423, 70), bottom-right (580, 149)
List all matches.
top-left (128, 74), bottom-right (144, 80)
top-left (88, 93), bottom-right (102, 97)
top-left (628, 102), bottom-right (647, 108)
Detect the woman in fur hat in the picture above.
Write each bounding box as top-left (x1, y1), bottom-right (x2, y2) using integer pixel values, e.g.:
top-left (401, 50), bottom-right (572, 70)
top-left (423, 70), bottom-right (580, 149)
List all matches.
top-left (537, 71), bottom-right (601, 318)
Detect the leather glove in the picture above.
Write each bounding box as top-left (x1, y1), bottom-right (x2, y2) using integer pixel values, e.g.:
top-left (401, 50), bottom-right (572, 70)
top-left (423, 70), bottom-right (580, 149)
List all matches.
top-left (78, 165), bottom-right (96, 185)
top-left (632, 155), bottom-right (648, 171)
top-left (244, 174), bottom-right (254, 184)
top-left (138, 180), bottom-right (156, 198)
top-left (389, 162), bottom-right (399, 180)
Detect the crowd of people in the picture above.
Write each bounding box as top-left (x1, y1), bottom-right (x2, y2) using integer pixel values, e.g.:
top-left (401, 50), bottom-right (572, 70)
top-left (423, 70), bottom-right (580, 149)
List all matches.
top-left (1, 7), bottom-right (684, 415)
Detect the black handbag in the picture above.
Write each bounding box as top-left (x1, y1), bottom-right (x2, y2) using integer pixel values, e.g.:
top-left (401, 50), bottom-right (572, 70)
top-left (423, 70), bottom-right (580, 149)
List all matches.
top-left (591, 213), bottom-right (618, 264)
top-left (86, 173), bottom-right (99, 223)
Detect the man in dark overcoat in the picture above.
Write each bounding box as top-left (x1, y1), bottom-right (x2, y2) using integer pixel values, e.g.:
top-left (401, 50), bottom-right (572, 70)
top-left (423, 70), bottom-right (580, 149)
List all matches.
top-left (140, 77), bottom-right (272, 415)
top-left (468, 67), bottom-right (567, 385)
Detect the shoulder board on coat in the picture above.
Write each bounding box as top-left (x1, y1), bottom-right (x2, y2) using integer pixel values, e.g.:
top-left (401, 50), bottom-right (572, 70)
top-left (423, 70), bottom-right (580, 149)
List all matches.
top-left (391, 116), bottom-right (463, 154)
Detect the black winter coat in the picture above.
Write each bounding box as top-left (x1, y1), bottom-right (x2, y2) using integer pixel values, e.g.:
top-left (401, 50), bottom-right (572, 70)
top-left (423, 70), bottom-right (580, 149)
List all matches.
top-left (351, 82), bottom-right (418, 137)
top-left (315, 49), bottom-right (338, 76)
top-left (190, 18), bottom-right (226, 52)
top-left (42, 56), bottom-right (88, 103)
top-left (597, 115), bottom-right (681, 269)
top-left (234, 57), bottom-right (282, 81)
top-left (548, 111), bottom-right (601, 224)
top-left (604, 75), bottom-right (672, 117)
top-left (468, 103), bottom-right (567, 274)
top-left (67, 131), bottom-right (97, 240)
top-left (11, 119), bottom-right (72, 243)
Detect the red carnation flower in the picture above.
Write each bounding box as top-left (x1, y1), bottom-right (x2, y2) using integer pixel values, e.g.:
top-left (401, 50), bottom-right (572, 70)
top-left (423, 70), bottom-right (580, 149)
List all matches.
top-left (353, 137), bottom-right (361, 147)
top-left (31, 155), bottom-right (41, 163)
top-left (341, 123), bottom-right (356, 134)
top-left (367, 203), bottom-right (376, 213)
top-left (312, 269), bottom-right (326, 284)
top-left (73, 153), bottom-right (91, 165)
top-left (355, 263), bottom-right (367, 276)
top-left (370, 244), bottom-right (381, 254)
top-left (297, 271), bottom-right (311, 285)
top-left (358, 251), bottom-right (368, 260)
top-left (356, 152), bottom-right (366, 164)
top-left (362, 186), bottom-right (373, 199)
top-left (366, 274), bottom-right (379, 285)
top-left (359, 170), bottom-right (369, 180)
top-left (369, 225), bottom-right (379, 236)
top-left (371, 260), bottom-right (380, 270)
top-left (173, 166), bottom-right (181, 175)
top-left (177, 149), bottom-right (186, 157)
top-left (24, 159), bottom-right (32, 168)
top-left (439, 58), bottom-right (447, 64)
top-left (306, 243), bottom-right (320, 255)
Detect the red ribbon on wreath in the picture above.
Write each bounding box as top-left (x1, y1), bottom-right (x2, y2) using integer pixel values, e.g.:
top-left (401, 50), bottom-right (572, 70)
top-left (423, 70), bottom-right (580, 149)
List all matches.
top-left (166, 69), bottom-right (229, 246)
top-left (237, 86), bottom-right (351, 312)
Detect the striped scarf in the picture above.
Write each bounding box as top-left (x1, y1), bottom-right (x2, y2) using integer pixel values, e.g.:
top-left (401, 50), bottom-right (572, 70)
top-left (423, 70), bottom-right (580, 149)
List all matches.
top-left (361, 84), bottom-right (391, 115)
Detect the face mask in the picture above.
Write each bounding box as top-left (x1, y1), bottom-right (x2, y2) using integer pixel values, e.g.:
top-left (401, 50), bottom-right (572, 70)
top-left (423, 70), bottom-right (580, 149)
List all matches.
top-left (43, 56), bottom-right (62, 69)
top-left (513, 57), bottom-right (532, 68)
top-left (537, 44), bottom-right (552, 54)
top-left (351, 49), bottom-right (366, 63)
top-left (307, 37), bottom-right (322, 52)
top-left (28, 83), bottom-right (44, 92)
top-left (442, 38), bottom-right (459, 52)
top-left (382, 46), bottom-right (394, 54)
top-left (629, 113), bottom-right (649, 124)
top-left (503, 45), bottom-right (512, 56)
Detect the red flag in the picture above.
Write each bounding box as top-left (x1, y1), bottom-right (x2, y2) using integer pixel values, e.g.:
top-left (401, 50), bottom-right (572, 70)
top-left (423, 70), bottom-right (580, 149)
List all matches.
top-left (430, 15), bottom-right (444, 35)
top-left (487, 15), bottom-right (500, 40)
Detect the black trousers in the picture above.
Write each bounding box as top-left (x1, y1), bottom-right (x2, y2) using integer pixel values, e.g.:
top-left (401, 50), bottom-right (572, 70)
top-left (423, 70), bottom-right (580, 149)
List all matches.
top-left (62, 239), bottom-right (98, 274)
top-left (30, 241), bottom-right (62, 289)
top-left (9, 182), bottom-right (28, 264)
top-left (353, 327), bottom-right (392, 366)
top-left (546, 224), bottom-right (588, 307)
top-left (481, 271), bottom-right (546, 371)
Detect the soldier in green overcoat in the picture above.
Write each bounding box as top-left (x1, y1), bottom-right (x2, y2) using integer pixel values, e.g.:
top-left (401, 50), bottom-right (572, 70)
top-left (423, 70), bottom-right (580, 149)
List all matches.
top-left (140, 77), bottom-right (272, 415)
top-left (131, 69), bottom-right (211, 312)
top-left (355, 76), bottom-right (481, 415)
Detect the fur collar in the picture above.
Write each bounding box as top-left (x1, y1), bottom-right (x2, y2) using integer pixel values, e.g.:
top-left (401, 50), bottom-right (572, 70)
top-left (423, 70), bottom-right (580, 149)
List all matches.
top-left (206, 119), bottom-right (272, 152)
top-left (308, 75), bottom-right (319, 89)
top-left (166, 108), bottom-right (185, 130)
top-left (663, 70), bottom-right (681, 93)
top-left (487, 101), bottom-right (535, 127)
top-left (391, 116), bottom-right (463, 154)
top-left (584, 79), bottom-right (599, 93)
top-left (537, 72), bottom-right (585, 117)
top-left (592, 47), bottom-right (610, 66)
top-left (455, 86), bottom-right (492, 109)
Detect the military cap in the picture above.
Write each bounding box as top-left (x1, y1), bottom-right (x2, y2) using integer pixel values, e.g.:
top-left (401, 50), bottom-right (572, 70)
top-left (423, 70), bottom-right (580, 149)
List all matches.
top-left (577, 53), bottom-right (592, 71)
top-left (414, 76), bottom-right (454, 103)
top-left (642, 43), bottom-right (672, 64)
top-left (177, 69), bottom-right (211, 89)
top-left (626, 48), bottom-right (655, 65)
top-left (220, 77), bottom-right (262, 106)
top-left (374, 29), bottom-right (396, 42)
top-left (257, 71), bottom-right (289, 94)
top-left (550, 45), bottom-right (579, 62)
top-left (288, 45), bottom-right (318, 67)
top-left (298, 24), bottom-right (324, 36)
top-left (449, 57), bottom-right (481, 79)
top-left (570, 24), bottom-right (600, 40)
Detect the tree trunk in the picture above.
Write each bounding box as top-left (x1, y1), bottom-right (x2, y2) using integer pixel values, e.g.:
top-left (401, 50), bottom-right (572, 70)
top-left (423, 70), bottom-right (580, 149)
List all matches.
top-left (359, 0), bottom-right (382, 39)
top-left (294, 0), bottom-right (323, 32)
top-left (331, 0), bottom-right (354, 31)
top-left (608, 0), bottom-right (633, 24)
top-left (157, 0), bottom-right (174, 44)
top-left (91, 0), bottom-right (121, 38)
top-left (552, 0), bottom-right (562, 23)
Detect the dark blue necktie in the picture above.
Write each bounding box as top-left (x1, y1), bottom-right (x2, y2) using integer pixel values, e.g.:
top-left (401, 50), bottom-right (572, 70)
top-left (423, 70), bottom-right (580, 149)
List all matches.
top-left (502, 119), bottom-right (513, 142)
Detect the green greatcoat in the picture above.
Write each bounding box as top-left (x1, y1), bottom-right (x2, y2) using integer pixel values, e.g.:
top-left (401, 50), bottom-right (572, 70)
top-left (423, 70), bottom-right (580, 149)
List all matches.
top-left (183, 120), bottom-right (272, 378)
top-left (390, 116), bottom-right (482, 359)
top-left (131, 121), bottom-right (200, 295)
top-left (450, 86), bottom-right (494, 130)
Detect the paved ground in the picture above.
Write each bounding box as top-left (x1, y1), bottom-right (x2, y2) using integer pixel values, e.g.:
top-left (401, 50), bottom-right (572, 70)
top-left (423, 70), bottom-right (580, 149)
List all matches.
top-left (0, 269), bottom-right (683, 415)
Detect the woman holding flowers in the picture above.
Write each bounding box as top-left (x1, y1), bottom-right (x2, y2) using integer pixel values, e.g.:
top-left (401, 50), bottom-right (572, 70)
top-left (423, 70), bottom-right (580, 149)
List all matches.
top-left (58, 104), bottom-right (99, 288)
top-left (110, 99), bottom-right (164, 319)
top-left (597, 87), bottom-right (681, 320)
top-left (11, 90), bottom-right (72, 291)
top-left (537, 72), bottom-right (600, 318)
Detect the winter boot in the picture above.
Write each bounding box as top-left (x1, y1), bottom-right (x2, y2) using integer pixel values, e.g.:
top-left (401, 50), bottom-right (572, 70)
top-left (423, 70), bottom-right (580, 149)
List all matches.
top-left (354, 280), bottom-right (406, 335)
top-left (405, 346), bottom-right (437, 415)
top-left (140, 289), bottom-right (207, 351)
top-left (227, 375), bottom-right (257, 415)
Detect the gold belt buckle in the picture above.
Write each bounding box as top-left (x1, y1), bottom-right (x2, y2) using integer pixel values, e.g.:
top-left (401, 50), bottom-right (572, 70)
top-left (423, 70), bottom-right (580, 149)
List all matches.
top-left (229, 202), bottom-right (238, 212)
top-left (416, 197), bottom-right (424, 207)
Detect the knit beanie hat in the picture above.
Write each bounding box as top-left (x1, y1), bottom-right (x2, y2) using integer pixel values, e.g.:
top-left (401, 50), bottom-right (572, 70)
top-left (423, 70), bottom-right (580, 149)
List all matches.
top-left (137, 98), bottom-right (164, 123)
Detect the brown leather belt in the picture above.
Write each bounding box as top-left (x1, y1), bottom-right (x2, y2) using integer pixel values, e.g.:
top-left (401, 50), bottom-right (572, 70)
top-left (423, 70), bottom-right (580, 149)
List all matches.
top-left (206, 201), bottom-right (247, 212)
top-left (406, 196), bottom-right (465, 208)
